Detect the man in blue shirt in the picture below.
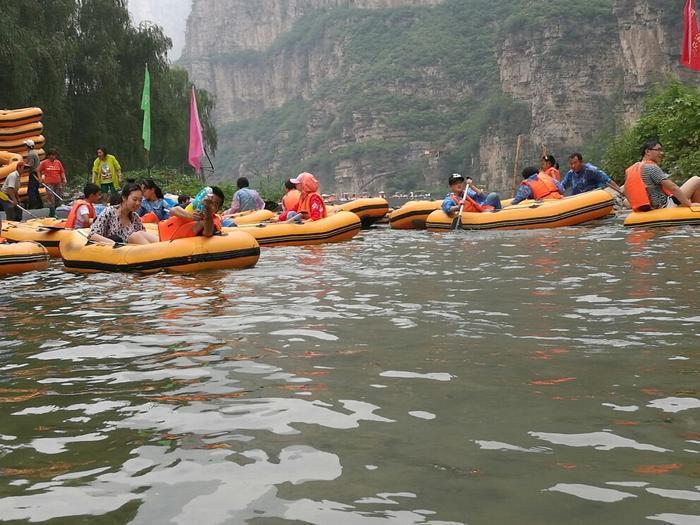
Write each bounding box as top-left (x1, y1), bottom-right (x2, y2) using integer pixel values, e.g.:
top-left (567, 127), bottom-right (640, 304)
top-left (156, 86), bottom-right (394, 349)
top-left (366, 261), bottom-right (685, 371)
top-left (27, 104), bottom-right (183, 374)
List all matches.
top-left (562, 153), bottom-right (622, 196)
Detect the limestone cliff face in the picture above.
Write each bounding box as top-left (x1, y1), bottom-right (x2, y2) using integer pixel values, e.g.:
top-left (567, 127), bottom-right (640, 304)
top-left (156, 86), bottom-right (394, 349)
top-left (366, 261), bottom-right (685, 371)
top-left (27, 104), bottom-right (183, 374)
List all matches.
top-left (480, 0), bottom-right (699, 188)
top-left (183, 0), bottom-right (698, 192)
top-left (183, 0), bottom-right (440, 58)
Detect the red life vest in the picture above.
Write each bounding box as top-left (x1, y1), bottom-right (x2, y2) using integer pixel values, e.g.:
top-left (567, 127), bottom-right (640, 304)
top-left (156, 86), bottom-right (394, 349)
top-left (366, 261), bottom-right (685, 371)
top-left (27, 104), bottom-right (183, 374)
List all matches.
top-left (65, 200), bottom-right (95, 229)
top-left (158, 214), bottom-right (222, 241)
top-left (298, 192), bottom-right (327, 221)
top-left (624, 160), bottom-right (672, 212)
top-left (541, 166), bottom-right (560, 181)
top-left (523, 174), bottom-right (562, 200)
top-left (282, 189), bottom-right (301, 212)
top-left (449, 193), bottom-right (491, 213)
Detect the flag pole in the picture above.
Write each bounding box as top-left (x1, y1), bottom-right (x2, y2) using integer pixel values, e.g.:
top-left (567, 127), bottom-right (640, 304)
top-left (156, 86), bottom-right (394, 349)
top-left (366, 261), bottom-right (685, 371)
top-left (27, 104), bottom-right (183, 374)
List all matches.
top-left (141, 63), bottom-right (152, 176)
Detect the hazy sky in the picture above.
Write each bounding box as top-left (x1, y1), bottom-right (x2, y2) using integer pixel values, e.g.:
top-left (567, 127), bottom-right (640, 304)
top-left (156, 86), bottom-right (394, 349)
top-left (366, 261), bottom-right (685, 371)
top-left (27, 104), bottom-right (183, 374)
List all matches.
top-left (128, 0), bottom-right (192, 60)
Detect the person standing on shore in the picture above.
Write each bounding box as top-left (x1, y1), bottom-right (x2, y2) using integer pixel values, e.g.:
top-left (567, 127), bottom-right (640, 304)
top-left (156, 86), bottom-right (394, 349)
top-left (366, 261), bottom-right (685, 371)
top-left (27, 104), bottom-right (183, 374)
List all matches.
top-left (38, 148), bottom-right (67, 217)
top-left (1, 160), bottom-right (24, 221)
top-left (24, 140), bottom-right (42, 209)
top-left (91, 147), bottom-right (121, 202)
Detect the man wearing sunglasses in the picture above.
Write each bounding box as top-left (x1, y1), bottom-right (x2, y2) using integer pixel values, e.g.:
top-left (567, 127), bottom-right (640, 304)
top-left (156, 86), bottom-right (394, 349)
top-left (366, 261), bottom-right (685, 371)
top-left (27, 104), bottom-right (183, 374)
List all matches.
top-left (624, 140), bottom-right (700, 211)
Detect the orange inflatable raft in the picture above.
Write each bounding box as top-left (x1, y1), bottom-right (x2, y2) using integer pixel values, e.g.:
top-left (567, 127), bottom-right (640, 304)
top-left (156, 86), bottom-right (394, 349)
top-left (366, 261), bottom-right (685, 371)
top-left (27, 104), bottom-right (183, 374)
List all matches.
top-left (0, 241), bottom-right (50, 275)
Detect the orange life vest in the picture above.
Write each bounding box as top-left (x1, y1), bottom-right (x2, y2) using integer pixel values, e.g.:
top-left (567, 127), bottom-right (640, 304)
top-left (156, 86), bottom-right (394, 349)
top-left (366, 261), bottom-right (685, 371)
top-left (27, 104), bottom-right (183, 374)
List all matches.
top-left (523, 174), bottom-right (562, 200)
top-left (65, 200), bottom-right (95, 229)
top-left (158, 214), bottom-right (222, 241)
top-left (140, 211), bottom-right (159, 223)
top-left (541, 167), bottom-right (560, 181)
top-left (624, 160), bottom-right (673, 212)
top-left (298, 192), bottom-right (327, 220)
top-left (449, 193), bottom-right (490, 213)
top-left (282, 189), bottom-right (301, 212)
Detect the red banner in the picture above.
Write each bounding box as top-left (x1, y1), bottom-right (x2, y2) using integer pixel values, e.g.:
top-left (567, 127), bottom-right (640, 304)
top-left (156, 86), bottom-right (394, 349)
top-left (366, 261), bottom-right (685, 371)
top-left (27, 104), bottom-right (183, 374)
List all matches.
top-left (682, 0), bottom-right (700, 71)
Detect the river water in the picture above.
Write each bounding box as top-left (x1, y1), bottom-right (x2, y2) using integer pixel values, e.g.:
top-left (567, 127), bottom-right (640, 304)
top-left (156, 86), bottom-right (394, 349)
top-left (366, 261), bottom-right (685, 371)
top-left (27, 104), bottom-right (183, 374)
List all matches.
top-left (0, 224), bottom-right (698, 524)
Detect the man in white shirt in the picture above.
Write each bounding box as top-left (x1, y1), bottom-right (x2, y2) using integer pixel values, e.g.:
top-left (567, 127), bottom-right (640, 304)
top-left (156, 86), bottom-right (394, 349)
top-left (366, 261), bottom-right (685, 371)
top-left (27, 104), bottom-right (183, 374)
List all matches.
top-left (1, 160), bottom-right (24, 221)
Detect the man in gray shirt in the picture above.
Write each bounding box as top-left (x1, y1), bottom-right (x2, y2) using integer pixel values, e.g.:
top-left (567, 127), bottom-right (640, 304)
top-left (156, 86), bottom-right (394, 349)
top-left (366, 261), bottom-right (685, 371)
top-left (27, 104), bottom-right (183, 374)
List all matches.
top-left (24, 139), bottom-right (42, 209)
top-left (627, 140), bottom-right (700, 210)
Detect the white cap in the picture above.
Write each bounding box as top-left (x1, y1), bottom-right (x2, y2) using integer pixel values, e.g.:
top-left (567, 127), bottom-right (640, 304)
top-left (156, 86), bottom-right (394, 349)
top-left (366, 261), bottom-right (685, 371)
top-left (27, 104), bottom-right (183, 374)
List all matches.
top-left (24, 139), bottom-right (35, 148)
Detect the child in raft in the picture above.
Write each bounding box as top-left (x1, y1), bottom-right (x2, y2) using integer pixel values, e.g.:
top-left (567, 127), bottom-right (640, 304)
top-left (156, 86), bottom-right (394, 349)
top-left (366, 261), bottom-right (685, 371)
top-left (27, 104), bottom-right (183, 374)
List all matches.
top-left (441, 173), bottom-right (496, 216)
top-left (64, 183), bottom-right (102, 229)
top-left (283, 172), bottom-right (327, 222)
top-left (509, 166), bottom-right (565, 205)
top-left (158, 186), bottom-right (225, 241)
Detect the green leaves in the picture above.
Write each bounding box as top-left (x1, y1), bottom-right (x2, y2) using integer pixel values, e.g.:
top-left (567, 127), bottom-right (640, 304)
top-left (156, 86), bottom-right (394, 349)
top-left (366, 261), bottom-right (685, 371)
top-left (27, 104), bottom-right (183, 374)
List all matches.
top-left (602, 82), bottom-right (700, 183)
top-left (0, 0), bottom-right (216, 184)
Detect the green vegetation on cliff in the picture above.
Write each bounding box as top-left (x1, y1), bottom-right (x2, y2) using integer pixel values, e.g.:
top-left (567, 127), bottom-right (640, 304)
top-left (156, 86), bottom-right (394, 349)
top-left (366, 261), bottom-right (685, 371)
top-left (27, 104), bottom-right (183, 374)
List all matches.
top-left (208, 0), bottom-right (616, 190)
top-left (0, 0), bottom-right (216, 181)
top-left (602, 82), bottom-right (700, 183)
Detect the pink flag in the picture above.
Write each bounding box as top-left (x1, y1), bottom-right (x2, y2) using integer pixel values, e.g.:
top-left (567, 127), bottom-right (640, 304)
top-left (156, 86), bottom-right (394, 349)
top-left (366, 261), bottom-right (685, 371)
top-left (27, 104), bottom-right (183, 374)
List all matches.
top-left (188, 86), bottom-right (205, 173)
top-left (682, 0), bottom-right (700, 71)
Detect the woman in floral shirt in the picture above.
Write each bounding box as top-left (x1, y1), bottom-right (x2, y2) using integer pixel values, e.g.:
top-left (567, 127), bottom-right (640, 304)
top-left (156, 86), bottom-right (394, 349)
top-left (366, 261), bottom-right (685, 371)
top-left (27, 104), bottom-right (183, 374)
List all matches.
top-left (88, 183), bottom-right (158, 245)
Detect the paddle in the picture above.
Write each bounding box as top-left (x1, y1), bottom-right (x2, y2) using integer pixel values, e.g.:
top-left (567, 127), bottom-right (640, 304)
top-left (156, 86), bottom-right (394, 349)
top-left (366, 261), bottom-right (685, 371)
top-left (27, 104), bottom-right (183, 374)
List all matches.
top-left (0, 190), bottom-right (67, 230)
top-left (451, 185), bottom-right (470, 230)
top-left (41, 183), bottom-right (64, 202)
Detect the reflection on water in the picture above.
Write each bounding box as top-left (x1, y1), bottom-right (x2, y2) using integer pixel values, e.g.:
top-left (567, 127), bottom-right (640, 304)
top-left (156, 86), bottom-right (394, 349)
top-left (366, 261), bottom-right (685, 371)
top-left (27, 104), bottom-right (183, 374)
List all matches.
top-left (0, 226), bottom-right (698, 524)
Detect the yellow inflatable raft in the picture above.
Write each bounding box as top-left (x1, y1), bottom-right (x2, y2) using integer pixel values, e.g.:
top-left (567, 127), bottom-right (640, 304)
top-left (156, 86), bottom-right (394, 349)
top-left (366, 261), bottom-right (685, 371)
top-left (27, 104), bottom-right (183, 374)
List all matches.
top-left (0, 241), bottom-right (49, 275)
top-left (60, 230), bottom-right (260, 274)
top-left (0, 135), bottom-right (45, 153)
top-left (328, 198), bottom-right (389, 228)
top-left (624, 206), bottom-right (700, 227)
top-left (0, 122), bottom-right (43, 141)
top-left (224, 209), bottom-right (275, 225)
top-left (1, 220), bottom-right (72, 257)
top-left (0, 108), bottom-right (43, 127)
top-left (225, 210), bottom-right (362, 247)
top-left (426, 190), bottom-right (614, 231)
top-left (389, 200), bottom-right (441, 230)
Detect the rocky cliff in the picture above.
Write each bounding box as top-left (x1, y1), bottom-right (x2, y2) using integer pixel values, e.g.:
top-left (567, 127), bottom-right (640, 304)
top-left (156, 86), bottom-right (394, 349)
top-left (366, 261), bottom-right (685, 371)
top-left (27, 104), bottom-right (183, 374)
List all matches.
top-left (181, 0), bottom-right (698, 193)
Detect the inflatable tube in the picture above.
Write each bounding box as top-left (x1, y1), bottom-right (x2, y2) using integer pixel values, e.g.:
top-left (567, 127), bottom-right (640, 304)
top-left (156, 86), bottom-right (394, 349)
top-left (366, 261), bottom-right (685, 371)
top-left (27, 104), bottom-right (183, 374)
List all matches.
top-left (224, 209), bottom-right (275, 225)
top-left (223, 210), bottom-right (362, 247)
top-left (0, 135), bottom-right (45, 152)
top-left (624, 206), bottom-right (700, 227)
top-left (389, 200), bottom-right (441, 230)
top-left (1, 220), bottom-right (72, 257)
top-left (328, 198), bottom-right (389, 228)
top-left (0, 108), bottom-right (43, 128)
top-left (426, 190), bottom-right (614, 231)
top-left (0, 241), bottom-right (49, 275)
top-left (60, 229), bottom-right (260, 274)
top-left (0, 122), bottom-right (43, 141)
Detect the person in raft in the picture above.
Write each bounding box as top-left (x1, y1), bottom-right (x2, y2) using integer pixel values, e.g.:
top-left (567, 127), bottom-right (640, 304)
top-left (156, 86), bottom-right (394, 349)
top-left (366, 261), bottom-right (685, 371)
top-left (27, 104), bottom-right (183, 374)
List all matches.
top-left (222, 177), bottom-right (265, 216)
top-left (87, 183), bottom-right (158, 245)
top-left (509, 166), bottom-right (565, 206)
top-left (441, 173), bottom-right (495, 216)
top-left (539, 154), bottom-right (560, 181)
top-left (464, 176), bottom-right (502, 210)
top-left (562, 153), bottom-right (622, 196)
top-left (158, 186), bottom-right (225, 241)
top-left (91, 147), bottom-right (121, 202)
top-left (64, 183), bottom-right (101, 229)
top-left (624, 140), bottom-right (700, 211)
top-left (285, 172), bottom-right (327, 222)
top-left (137, 179), bottom-right (171, 223)
top-left (38, 148), bottom-right (67, 217)
top-left (278, 179), bottom-right (301, 221)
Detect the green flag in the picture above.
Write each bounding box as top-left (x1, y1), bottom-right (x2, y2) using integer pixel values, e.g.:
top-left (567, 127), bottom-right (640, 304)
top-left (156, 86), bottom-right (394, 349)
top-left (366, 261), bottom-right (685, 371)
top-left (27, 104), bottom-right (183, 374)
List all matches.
top-left (141, 64), bottom-right (151, 152)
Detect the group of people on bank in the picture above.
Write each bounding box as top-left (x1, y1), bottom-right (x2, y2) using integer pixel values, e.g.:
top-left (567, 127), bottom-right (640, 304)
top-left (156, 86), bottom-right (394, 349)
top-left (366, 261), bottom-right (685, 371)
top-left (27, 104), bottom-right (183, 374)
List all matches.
top-left (442, 140), bottom-right (700, 217)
